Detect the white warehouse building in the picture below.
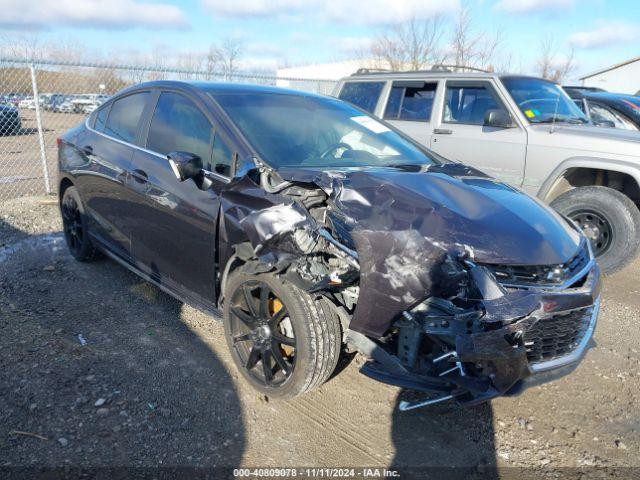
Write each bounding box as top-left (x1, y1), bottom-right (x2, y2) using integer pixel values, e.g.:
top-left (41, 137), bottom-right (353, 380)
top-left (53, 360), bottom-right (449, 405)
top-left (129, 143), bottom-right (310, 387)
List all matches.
top-left (276, 59), bottom-right (382, 95)
top-left (580, 56), bottom-right (640, 95)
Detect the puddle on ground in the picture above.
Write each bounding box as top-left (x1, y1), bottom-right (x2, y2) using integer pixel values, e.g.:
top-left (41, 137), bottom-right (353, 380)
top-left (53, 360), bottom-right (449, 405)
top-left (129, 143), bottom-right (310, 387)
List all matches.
top-left (0, 233), bottom-right (65, 264)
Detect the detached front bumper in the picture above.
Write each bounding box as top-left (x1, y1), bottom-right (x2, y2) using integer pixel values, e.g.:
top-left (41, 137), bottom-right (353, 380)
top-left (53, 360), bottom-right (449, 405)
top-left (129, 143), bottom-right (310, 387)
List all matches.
top-left (357, 255), bottom-right (602, 407)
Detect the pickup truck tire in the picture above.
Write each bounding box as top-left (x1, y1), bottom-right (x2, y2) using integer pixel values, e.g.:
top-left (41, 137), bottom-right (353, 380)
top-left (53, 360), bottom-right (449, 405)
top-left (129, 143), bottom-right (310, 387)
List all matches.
top-left (551, 186), bottom-right (640, 274)
top-left (223, 271), bottom-right (341, 399)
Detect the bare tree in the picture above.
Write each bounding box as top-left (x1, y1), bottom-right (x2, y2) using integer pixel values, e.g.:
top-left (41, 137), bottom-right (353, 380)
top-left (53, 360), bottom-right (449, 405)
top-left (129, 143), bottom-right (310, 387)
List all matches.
top-left (176, 52), bottom-right (206, 80)
top-left (207, 38), bottom-right (244, 80)
top-left (449, 7), bottom-right (503, 72)
top-left (368, 16), bottom-right (447, 70)
top-left (536, 37), bottom-right (575, 83)
top-left (45, 38), bottom-right (88, 63)
top-left (0, 32), bottom-right (43, 61)
top-left (450, 7), bottom-right (472, 68)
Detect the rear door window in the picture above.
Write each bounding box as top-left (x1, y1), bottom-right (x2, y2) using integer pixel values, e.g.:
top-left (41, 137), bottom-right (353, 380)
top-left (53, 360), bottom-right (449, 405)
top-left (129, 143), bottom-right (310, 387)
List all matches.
top-left (94, 104), bottom-right (110, 132)
top-left (146, 92), bottom-right (214, 167)
top-left (104, 92), bottom-right (149, 143)
top-left (338, 81), bottom-right (384, 113)
top-left (384, 82), bottom-right (437, 121)
top-left (443, 84), bottom-right (500, 125)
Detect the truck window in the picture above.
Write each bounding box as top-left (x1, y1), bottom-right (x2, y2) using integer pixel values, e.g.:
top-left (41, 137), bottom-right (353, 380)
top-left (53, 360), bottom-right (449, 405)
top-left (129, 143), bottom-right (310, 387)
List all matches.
top-left (443, 85), bottom-right (499, 126)
top-left (384, 82), bottom-right (437, 121)
top-left (338, 82), bottom-right (384, 113)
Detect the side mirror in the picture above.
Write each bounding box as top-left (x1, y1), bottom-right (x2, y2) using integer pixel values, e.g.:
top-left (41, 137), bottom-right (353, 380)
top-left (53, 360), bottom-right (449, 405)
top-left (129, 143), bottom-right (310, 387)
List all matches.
top-left (484, 109), bottom-right (514, 128)
top-left (168, 151), bottom-right (202, 182)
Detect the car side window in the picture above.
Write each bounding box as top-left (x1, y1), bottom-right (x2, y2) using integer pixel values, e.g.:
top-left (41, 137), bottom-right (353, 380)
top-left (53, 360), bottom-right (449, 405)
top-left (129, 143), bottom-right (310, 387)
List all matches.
top-left (589, 102), bottom-right (637, 130)
top-left (94, 104), bottom-right (110, 132)
top-left (384, 82), bottom-right (437, 121)
top-left (338, 82), bottom-right (384, 113)
top-left (104, 92), bottom-right (149, 143)
top-left (147, 92), bottom-right (213, 166)
top-left (443, 84), bottom-right (500, 125)
top-left (211, 133), bottom-right (234, 177)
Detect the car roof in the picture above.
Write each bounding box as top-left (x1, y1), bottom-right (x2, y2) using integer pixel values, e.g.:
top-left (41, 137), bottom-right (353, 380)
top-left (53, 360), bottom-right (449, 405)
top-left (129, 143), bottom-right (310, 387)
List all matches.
top-left (120, 80), bottom-right (327, 99)
top-left (571, 90), bottom-right (640, 103)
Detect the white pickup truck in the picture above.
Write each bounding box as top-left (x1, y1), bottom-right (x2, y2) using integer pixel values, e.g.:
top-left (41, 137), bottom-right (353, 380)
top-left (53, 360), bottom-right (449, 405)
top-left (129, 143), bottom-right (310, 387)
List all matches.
top-left (333, 71), bottom-right (640, 273)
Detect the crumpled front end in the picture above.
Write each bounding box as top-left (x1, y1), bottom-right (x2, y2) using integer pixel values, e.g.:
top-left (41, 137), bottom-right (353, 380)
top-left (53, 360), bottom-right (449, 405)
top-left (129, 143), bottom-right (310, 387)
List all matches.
top-left (353, 239), bottom-right (601, 408)
top-left (227, 162), bottom-right (601, 408)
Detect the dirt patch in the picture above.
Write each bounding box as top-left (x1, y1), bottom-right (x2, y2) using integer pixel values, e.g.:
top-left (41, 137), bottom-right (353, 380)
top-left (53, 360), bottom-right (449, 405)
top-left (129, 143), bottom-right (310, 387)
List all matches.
top-left (1, 196), bottom-right (638, 476)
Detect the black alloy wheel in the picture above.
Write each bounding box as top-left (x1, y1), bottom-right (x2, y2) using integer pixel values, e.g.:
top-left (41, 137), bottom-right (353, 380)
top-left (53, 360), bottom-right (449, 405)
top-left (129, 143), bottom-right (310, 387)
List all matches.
top-left (61, 191), bottom-right (85, 258)
top-left (60, 186), bottom-right (100, 262)
top-left (228, 280), bottom-right (296, 388)
top-left (223, 271), bottom-right (342, 398)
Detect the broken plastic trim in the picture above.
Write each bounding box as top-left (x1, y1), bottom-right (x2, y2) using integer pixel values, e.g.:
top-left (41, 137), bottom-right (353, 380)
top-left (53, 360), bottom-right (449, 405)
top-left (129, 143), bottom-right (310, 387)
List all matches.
top-left (398, 394), bottom-right (455, 411)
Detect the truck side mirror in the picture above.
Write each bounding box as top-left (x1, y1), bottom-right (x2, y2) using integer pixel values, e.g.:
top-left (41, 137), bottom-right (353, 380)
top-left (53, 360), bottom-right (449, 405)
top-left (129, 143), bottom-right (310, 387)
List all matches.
top-left (484, 109), bottom-right (514, 128)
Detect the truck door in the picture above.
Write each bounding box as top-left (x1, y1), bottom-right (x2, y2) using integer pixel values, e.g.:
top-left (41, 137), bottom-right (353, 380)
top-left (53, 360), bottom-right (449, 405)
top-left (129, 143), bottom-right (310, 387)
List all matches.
top-left (429, 80), bottom-right (527, 186)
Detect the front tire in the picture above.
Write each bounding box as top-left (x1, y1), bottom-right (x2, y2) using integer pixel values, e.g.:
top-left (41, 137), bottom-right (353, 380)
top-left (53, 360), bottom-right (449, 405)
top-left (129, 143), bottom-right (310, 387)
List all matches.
top-left (551, 186), bottom-right (640, 274)
top-left (223, 271), bottom-right (341, 399)
top-left (60, 186), bottom-right (101, 262)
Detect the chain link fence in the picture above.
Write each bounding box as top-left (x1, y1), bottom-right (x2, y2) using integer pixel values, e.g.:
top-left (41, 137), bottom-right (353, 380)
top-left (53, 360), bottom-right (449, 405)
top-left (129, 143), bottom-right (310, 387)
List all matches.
top-left (0, 58), bottom-right (337, 200)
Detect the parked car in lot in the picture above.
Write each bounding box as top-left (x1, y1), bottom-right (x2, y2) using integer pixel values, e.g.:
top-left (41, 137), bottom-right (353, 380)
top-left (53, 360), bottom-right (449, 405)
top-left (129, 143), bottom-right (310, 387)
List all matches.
top-left (54, 100), bottom-right (74, 113)
top-left (42, 94), bottom-right (69, 111)
top-left (58, 81), bottom-right (601, 410)
top-left (564, 87), bottom-right (640, 131)
top-left (18, 97), bottom-right (34, 109)
top-left (0, 103), bottom-right (22, 134)
top-left (69, 97), bottom-right (93, 113)
top-left (1, 93), bottom-right (28, 106)
top-left (82, 103), bottom-right (99, 114)
top-left (335, 70), bottom-right (640, 273)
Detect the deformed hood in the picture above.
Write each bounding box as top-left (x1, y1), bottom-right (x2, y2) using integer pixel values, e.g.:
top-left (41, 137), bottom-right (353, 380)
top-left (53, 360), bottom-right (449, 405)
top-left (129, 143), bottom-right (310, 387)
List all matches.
top-left (248, 162), bottom-right (584, 338)
top-left (278, 162), bottom-right (581, 266)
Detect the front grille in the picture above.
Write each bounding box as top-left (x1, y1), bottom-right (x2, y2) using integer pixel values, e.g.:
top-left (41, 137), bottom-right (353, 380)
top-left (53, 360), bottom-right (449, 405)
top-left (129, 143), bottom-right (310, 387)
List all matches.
top-left (524, 307), bottom-right (592, 364)
top-left (485, 242), bottom-right (590, 288)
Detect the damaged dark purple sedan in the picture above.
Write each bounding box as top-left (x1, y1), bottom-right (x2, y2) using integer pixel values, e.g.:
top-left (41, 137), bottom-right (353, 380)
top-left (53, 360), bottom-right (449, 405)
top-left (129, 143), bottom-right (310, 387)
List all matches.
top-left (58, 82), bottom-right (601, 410)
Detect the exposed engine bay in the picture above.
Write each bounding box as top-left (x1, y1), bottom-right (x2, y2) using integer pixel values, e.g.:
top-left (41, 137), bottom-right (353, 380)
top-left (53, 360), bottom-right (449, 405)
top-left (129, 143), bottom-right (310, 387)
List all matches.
top-left (224, 160), bottom-right (601, 410)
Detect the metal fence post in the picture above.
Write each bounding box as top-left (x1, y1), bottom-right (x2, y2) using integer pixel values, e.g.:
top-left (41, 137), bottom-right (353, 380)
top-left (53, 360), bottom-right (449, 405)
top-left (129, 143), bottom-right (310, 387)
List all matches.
top-left (29, 62), bottom-right (51, 195)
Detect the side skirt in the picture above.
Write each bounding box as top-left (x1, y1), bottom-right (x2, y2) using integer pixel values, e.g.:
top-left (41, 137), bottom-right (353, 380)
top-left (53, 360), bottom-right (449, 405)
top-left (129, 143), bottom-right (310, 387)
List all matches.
top-left (90, 233), bottom-right (223, 321)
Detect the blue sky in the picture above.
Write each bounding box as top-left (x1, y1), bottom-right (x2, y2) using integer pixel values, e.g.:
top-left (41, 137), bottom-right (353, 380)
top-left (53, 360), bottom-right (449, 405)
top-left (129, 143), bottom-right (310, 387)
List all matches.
top-left (1, 0), bottom-right (639, 80)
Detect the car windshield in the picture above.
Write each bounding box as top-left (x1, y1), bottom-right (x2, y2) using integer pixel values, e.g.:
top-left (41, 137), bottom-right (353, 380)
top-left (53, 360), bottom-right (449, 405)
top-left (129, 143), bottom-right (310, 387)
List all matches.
top-left (502, 77), bottom-right (588, 124)
top-left (210, 92), bottom-right (438, 169)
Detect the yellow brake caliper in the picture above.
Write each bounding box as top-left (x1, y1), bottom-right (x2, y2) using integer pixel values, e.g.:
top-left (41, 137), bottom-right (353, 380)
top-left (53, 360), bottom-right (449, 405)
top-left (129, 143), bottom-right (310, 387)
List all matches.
top-left (269, 298), bottom-right (294, 356)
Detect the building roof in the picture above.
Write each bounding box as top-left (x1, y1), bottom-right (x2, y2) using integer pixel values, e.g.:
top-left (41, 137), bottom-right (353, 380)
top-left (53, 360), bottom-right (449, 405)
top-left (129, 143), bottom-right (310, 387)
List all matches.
top-left (579, 56), bottom-right (640, 80)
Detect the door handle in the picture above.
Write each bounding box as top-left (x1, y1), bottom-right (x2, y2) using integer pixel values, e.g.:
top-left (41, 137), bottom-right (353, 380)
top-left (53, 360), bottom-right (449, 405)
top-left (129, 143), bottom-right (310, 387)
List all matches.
top-left (131, 169), bottom-right (148, 183)
top-left (81, 145), bottom-right (93, 155)
top-left (433, 128), bottom-right (453, 135)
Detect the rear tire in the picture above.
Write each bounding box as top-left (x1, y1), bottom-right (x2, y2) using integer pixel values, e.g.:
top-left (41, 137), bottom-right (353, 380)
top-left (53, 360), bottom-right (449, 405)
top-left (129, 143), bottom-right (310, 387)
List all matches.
top-left (60, 186), bottom-right (101, 262)
top-left (223, 271), bottom-right (341, 399)
top-left (551, 186), bottom-right (640, 274)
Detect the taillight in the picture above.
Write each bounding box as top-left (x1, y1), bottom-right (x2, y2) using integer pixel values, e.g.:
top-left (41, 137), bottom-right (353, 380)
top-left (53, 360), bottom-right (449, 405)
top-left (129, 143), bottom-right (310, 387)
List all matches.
top-left (56, 137), bottom-right (63, 148)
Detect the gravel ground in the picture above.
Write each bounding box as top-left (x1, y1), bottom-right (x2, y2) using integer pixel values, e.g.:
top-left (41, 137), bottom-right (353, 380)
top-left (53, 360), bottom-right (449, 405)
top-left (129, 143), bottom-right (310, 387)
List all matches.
top-left (1, 196), bottom-right (639, 479)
